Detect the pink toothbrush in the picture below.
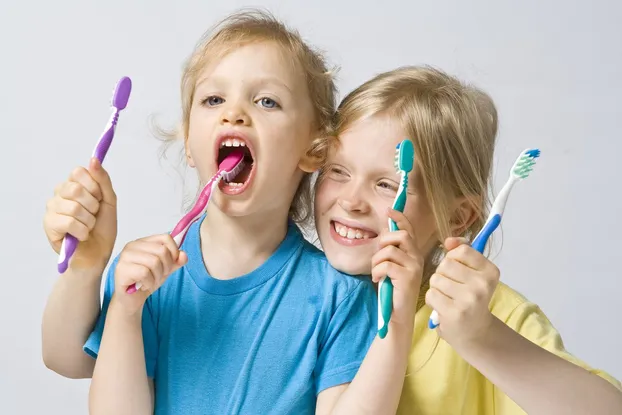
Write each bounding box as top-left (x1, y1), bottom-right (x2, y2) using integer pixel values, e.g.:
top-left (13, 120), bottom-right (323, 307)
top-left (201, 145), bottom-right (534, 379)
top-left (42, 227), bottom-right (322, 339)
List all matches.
top-left (126, 149), bottom-right (246, 293)
top-left (57, 76), bottom-right (132, 274)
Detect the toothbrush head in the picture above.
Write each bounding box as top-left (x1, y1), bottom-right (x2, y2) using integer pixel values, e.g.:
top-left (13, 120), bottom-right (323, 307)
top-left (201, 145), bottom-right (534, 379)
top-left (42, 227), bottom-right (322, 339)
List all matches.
top-left (394, 139), bottom-right (415, 174)
top-left (511, 148), bottom-right (541, 180)
top-left (220, 149), bottom-right (246, 182)
top-left (112, 76), bottom-right (132, 110)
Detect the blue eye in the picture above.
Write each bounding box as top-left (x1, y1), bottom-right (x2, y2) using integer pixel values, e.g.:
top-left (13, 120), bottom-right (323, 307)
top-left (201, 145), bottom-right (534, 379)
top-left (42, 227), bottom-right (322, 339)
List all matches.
top-left (203, 95), bottom-right (224, 106)
top-left (258, 97), bottom-right (280, 109)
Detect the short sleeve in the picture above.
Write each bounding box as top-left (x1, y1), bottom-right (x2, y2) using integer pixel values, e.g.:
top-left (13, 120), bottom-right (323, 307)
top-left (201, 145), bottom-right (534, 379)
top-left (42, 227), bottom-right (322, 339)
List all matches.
top-left (494, 301), bottom-right (622, 413)
top-left (314, 278), bottom-right (376, 393)
top-left (83, 256), bottom-right (160, 378)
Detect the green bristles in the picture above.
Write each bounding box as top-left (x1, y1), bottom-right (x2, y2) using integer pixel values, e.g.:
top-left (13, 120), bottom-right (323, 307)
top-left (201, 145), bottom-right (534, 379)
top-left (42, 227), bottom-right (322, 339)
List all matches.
top-left (512, 149), bottom-right (540, 179)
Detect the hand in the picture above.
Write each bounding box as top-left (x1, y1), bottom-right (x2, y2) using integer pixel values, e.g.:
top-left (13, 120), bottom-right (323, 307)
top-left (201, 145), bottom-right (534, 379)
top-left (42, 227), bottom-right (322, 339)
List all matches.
top-left (426, 237), bottom-right (500, 349)
top-left (371, 209), bottom-right (424, 328)
top-left (44, 158), bottom-right (117, 273)
top-left (113, 234), bottom-right (187, 315)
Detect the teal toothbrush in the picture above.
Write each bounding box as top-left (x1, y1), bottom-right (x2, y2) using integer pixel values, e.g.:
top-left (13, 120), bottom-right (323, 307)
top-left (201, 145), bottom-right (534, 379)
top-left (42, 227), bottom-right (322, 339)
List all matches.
top-left (378, 139), bottom-right (415, 339)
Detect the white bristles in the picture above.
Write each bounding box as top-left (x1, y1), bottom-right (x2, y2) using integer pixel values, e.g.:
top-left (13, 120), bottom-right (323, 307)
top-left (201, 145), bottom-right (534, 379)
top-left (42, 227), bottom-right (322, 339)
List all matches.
top-left (222, 160), bottom-right (247, 182)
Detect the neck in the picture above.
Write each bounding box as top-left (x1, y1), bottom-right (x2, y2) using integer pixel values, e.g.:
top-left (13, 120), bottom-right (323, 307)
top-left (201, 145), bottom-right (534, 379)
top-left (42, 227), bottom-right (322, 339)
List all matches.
top-left (198, 203), bottom-right (290, 279)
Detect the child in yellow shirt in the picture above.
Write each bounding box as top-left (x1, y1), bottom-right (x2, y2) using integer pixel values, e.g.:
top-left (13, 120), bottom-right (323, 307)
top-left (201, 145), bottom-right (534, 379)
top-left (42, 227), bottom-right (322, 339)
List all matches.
top-left (313, 65), bottom-right (622, 414)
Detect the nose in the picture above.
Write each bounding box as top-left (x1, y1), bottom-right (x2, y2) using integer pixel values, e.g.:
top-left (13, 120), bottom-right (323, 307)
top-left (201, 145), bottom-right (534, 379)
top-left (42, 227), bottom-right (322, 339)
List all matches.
top-left (337, 182), bottom-right (371, 214)
top-left (221, 102), bottom-right (251, 126)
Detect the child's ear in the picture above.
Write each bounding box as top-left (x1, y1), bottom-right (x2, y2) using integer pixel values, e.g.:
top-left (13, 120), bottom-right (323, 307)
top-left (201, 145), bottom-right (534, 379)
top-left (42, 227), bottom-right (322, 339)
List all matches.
top-left (449, 196), bottom-right (479, 236)
top-left (298, 136), bottom-right (330, 173)
top-left (185, 145), bottom-right (196, 168)
top-left (298, 153), bottom-right (319, 173)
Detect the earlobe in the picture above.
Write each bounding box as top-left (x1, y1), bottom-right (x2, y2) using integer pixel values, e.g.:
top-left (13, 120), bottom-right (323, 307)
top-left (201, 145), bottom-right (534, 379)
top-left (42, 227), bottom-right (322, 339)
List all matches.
top-left (185, 147), bottom-right (195, 168)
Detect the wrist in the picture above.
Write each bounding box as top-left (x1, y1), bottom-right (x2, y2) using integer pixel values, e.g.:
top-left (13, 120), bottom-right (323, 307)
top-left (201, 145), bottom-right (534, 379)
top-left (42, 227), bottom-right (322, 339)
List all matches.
top-left (59, 263), bottom-right (106, 287)
top-left (454, 313), bottom-right (501, 356)
top-left (109, 294), bottom-right (144, 324)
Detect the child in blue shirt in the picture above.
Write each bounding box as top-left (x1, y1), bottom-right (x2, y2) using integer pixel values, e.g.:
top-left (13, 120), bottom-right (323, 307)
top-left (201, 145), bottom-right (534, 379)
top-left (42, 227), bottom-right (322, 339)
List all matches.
top-left (42, 9), bottom-right (376, 414)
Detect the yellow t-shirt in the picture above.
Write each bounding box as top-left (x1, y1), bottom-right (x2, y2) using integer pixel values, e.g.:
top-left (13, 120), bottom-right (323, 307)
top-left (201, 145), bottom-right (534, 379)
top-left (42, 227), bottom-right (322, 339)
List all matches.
top-left (397, 282), bottom-right (621, 414)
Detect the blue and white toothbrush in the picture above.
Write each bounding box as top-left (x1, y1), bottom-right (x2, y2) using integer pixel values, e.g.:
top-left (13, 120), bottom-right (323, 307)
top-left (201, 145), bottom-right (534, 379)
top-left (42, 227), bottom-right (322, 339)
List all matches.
top-left (428, 148), bottom-right (541, 329)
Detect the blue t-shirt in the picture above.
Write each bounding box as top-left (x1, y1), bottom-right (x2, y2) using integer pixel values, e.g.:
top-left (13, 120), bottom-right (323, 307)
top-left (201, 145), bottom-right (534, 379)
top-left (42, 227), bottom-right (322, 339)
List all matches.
top-left (84, 216), bottom-right (377, 414)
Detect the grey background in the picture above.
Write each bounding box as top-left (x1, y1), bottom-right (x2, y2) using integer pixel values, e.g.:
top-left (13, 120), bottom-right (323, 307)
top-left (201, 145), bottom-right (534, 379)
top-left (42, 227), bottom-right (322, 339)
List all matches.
top-left (2, 0), bottom-right (620, 413)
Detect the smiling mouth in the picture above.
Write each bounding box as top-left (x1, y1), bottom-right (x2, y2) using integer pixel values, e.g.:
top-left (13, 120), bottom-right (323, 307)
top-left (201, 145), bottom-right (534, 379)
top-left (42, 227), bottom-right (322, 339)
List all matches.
top-left (217, 138), bottom-right (255, 190)
top-left (331, 220), bottom-right (378, 240)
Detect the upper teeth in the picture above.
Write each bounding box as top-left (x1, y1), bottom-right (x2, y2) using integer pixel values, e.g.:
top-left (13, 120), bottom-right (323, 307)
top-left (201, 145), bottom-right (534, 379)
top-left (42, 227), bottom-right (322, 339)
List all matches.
top-left (220, 138), bottom-right (246, 148)
top-left (334, 222), bottom-right (373, 239)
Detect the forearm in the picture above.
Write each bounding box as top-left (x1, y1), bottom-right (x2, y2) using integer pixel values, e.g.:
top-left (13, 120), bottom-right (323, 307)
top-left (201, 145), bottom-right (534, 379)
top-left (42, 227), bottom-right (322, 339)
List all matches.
top-left (41, 266), bottom-right (104, 378)
top-left (331, 318), bottom-right (414, 415)
top-left (89, 297), bottom-right (153, 415)
top-left (456, 316), bottom-right (622, 415)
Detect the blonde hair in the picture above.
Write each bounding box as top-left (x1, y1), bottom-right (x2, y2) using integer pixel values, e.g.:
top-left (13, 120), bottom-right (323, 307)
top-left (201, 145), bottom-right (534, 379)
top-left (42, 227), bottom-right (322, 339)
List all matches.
top-left (327, 65), bottom-right (498, 279)
top-left (160, 8), bottom-right (337, 227)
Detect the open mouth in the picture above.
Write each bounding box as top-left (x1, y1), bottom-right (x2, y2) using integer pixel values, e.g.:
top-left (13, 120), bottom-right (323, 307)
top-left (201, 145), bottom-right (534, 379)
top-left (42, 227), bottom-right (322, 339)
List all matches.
top-left (217, 137), bottom-right (255, 194)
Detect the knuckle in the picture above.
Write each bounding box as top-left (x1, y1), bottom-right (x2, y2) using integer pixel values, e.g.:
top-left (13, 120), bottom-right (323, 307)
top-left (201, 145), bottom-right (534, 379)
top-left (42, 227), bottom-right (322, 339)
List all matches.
top-left (148, 255), bottom-right (162, 270)
top-left (464, 291), bottom-right (477, 307)
top-left (70, 167), bottom-right (86, 181)
top-left (69, 201), bottom-right (81, 216)
top-left (156, 244), bottom-right (169, 259)
top-left (67, 182), bottom-right (82, 198)
top-left (429, 273), bottom-right (441, 287)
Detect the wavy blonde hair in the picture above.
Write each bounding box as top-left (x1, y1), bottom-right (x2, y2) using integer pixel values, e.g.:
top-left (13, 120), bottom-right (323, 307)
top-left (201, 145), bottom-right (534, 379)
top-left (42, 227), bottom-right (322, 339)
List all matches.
top-left (322, 65), bottom-right (498, 284)
top-left (159, 8), bottom-right (337, 228)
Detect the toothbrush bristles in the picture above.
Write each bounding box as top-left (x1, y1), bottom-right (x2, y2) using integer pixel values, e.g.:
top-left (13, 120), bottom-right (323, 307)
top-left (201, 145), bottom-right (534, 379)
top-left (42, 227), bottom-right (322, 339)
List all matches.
top-left (222, 160), bottom-right (246, 182)
top-left (512, 148), bottom-right (540, 179)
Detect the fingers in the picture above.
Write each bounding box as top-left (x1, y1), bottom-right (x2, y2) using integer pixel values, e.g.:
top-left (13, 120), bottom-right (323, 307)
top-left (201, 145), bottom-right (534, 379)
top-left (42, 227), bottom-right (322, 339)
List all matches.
top-left (67, 166), bottom-right (103, 204)
top-left (429, 272), bottom-right (464, 300)
top-left (387, 208), bottom-right (418, 245)
top-left (377, 229), bottom-right (416, 255)
top-left (141, 234), bottom-right (181, 263)
top-left (49, 196), bottom-right (97, 231)
top-left (44, 212), bottom-right (91, 241)
top-left (425, 285), bottom-right (453, 314)
top-left (443, 236), bottom-right (467, 252)
top-left (435, 257), bottom-right (473, 284)
top-left (444, 239), bottom-right (488, 271)
top-left (371, 260), bottom-right (402, 284)
top-left (371, 244), bottom-right (411, 269)
top-left (88, 158), bottom-right (117, 206)
top-left (55, 176), bottom-right (101, 217)
top-left (118, 235), bottom-right (187, 293)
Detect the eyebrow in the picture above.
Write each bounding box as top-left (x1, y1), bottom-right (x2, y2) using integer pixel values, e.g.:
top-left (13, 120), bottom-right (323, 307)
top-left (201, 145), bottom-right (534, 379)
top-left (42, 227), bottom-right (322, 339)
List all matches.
top-left (195, 75), bottom-right (293, 94)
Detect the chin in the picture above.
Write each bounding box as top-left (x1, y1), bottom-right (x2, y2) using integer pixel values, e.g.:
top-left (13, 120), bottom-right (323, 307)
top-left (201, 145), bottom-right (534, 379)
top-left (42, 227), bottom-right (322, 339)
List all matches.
top-left (324, 246), bottom-right (372, 276)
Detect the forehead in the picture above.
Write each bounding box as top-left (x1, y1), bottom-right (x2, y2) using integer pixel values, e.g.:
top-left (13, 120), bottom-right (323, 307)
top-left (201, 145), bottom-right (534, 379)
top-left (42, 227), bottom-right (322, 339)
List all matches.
top-left (333, 114), bottom-right (407, 162)
top-left (196, 41), bottom-right (304, 90)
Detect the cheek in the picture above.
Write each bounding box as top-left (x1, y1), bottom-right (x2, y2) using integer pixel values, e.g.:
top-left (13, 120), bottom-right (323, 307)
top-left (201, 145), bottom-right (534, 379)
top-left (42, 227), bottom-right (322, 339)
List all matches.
top-left (404, 199), bottom-right (437, 245)
top-left (314, 179), bottom-right (339, 214)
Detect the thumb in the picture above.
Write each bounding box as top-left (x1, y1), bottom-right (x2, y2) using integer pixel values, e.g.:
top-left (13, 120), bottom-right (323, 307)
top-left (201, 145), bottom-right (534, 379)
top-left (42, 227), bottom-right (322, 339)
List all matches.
top-left (444, 236), bottom-right (469, 251)
top-left (89, 157), bottom-right (117, 206)
top-left (175, 251), bottom-right (188, 268)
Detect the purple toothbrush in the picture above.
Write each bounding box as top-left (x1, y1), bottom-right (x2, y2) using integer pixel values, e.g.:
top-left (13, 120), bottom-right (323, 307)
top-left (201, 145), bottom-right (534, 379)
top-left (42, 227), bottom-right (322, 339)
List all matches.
top-left (57, 76), bottom-right (132, 274)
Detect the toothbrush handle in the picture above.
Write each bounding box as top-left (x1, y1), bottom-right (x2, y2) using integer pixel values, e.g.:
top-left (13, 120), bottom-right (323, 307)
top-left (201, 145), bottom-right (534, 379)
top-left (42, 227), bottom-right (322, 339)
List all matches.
top-left (126, 173), bottom-right (222, 294)
top-left (471, 214), bottom-right (501, 254)
top-left (57, 111), bottom-right (119, 274)
top-left (428, 214), bottom-right (501, 329)
top-left (378, 217), bottom-right (399, 338)
top-left (57, 234), bottom-right (79, 274)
